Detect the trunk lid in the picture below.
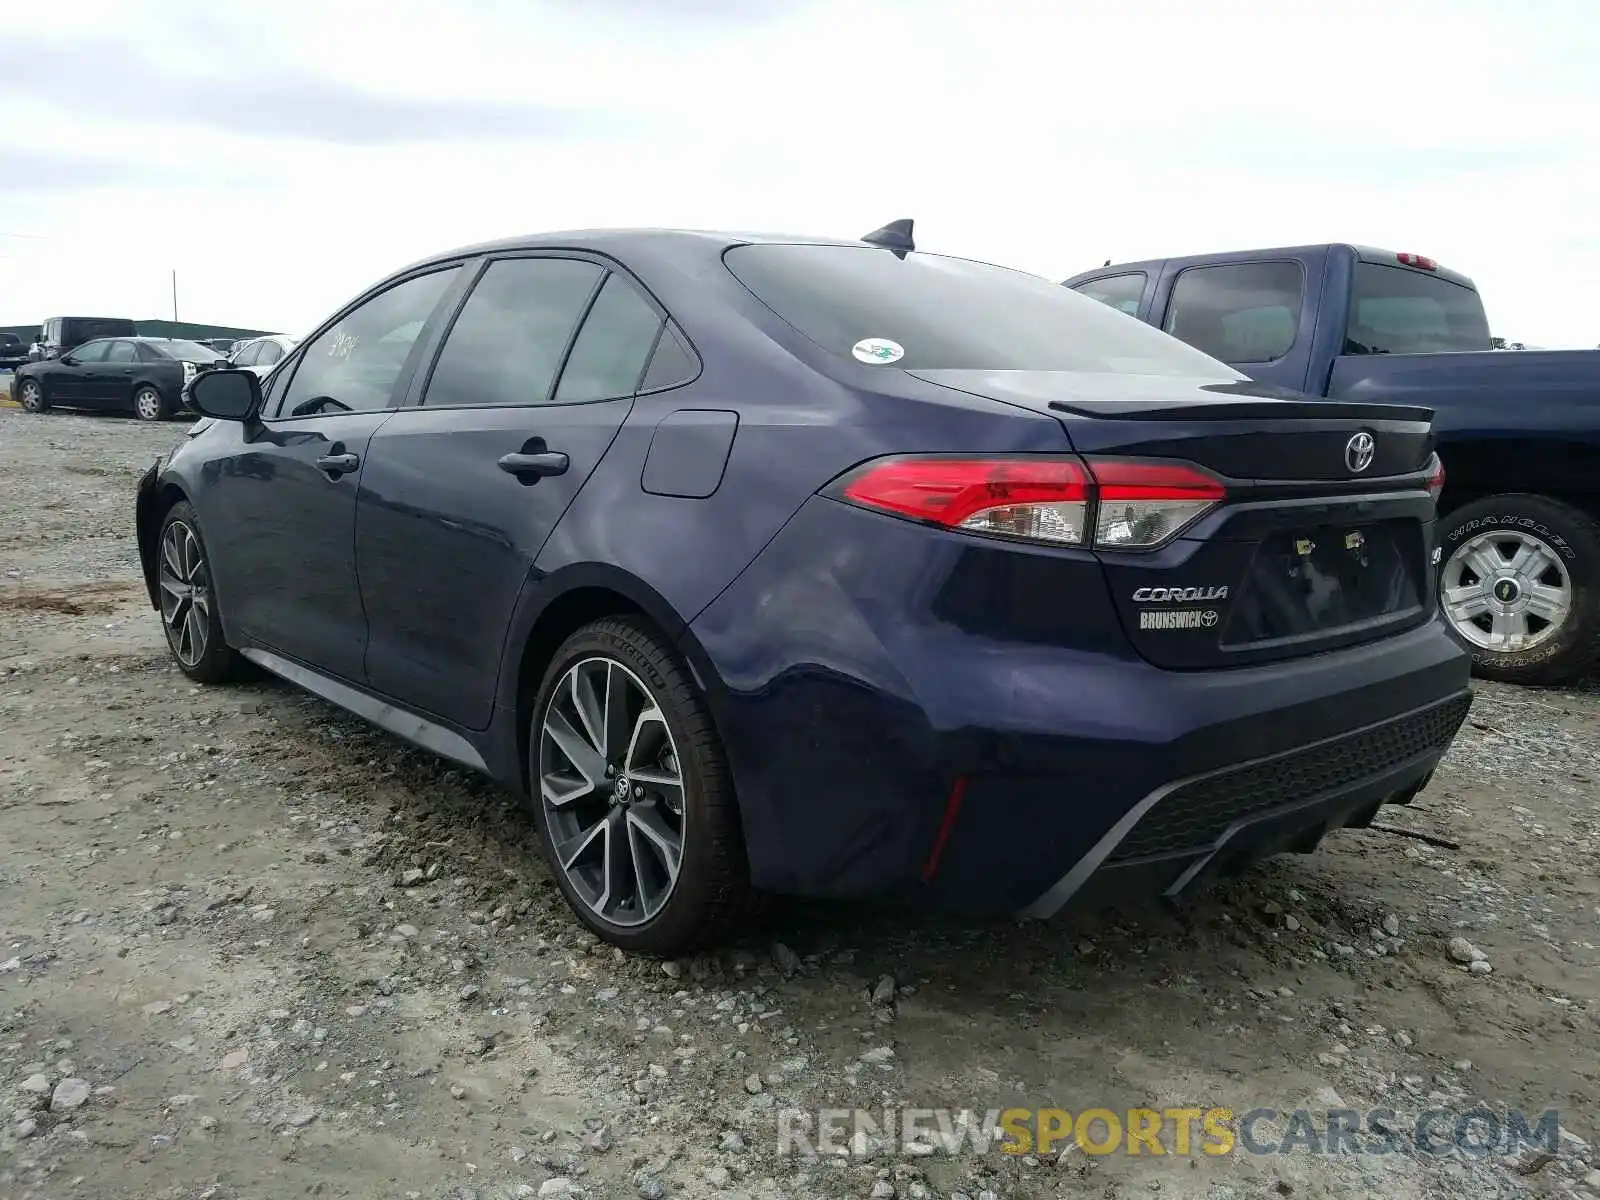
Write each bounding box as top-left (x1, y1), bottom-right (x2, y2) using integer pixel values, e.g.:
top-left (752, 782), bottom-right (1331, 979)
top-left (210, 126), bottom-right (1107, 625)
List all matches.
top-left (909, 369), bottom-right (1440, 670)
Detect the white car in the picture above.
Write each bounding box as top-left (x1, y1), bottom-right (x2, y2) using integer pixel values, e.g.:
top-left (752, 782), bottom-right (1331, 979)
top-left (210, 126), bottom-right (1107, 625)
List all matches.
top-left (229, 334), bottom-right (298, 376)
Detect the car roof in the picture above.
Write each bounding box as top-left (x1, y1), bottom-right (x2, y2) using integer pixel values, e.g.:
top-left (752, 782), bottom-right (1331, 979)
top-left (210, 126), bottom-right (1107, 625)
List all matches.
top-left (396, 227), bottom-right (870, 276)
top-left (77, 335), bottom-right (202, 344)
top-left (1071, 243), bottom-right (1477, 290)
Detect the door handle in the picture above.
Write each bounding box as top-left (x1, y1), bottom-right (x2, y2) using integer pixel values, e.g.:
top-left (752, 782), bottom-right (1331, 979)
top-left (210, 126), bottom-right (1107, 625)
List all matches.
top-left (497, 451), bottom-right (569, 480)
top-left (316, 452), bottom-right (360, 476)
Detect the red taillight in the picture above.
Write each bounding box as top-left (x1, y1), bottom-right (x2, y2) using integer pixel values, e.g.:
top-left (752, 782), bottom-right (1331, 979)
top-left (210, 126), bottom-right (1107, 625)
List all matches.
top-left (1397, 253), bottom-right (1438, 271)
top-left (834, 455), bottom-right (1225, 550)
top-left (840, 456), bottom-right (1091, 546)
top-left (1426, 453), bottom-right (1445, 497)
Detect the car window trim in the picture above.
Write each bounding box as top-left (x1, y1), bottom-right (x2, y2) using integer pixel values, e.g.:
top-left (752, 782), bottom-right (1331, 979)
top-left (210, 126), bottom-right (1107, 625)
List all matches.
top-left (263, 261), bottom-right (471, 423)
top-left (1162, 258), bottom-right (1307, 366)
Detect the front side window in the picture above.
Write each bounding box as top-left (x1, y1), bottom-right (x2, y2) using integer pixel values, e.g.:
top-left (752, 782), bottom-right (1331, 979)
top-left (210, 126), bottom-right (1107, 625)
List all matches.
top-left (280, 267), bottom-right (460, 417)
top-left (423, 257), bottom-right (602, 407)
top-left (553, 273), bottom-right (663, 402)
top-left (1346, 262), bottom-right (1491, 355)
top-left (256, 340), bottom-right (284, 366)
top-left (1163, 262), bottom-right (1304, 364)
top-left (1073, 272), bottom-right (1147, 316)
top-left (68, 340), bottom-right (108, 363)
top-left (232, 340), bottom-right (262, 366)
top-left (723, 244), bottom-right (1235, 378)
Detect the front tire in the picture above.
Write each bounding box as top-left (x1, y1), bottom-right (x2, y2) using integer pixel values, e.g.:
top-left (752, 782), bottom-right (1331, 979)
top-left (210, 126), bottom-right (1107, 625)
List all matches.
top-left (133, 385), bottom-right (168, 422)
top-left (1438, 493), bottom-right (1600, 686)
top-left (18, 378), bottom-right (48, 413)
top-left (157, 501), bottom-right (241, 684)
top-left (529, 617), bottom-right (752, 954)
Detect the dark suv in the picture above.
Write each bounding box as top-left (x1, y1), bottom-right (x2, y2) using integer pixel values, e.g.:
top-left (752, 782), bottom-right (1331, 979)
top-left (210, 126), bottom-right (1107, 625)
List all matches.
top-left (137, 224), bottom-right (1473, 953)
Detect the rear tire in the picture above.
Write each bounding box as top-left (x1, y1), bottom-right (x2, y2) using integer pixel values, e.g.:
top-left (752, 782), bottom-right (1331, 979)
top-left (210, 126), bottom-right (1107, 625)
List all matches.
top-left (134, 385), bottom-right (168, 422)
top-left (1438, 493), bottom-right (1600, 686)
top-left (157, 501), bottom-right (241, 684)
top-left (529, 617), bottom-right (752, 954)
top-left (18, 378), bottom-right (48, 413)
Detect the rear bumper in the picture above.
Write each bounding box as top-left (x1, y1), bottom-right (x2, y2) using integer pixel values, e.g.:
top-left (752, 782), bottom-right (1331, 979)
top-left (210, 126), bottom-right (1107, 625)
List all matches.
top-left (1020, 691), bottom-right (1468, 916)
top-left (689, 495), bottom-right (1473, 913)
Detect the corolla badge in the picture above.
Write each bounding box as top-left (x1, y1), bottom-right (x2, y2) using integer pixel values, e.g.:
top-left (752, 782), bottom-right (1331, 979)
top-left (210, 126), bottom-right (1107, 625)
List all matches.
top-left (1132, 585), bottom-right (1229, 602)
top-left (1344, 431), bottom-right (1376, 474)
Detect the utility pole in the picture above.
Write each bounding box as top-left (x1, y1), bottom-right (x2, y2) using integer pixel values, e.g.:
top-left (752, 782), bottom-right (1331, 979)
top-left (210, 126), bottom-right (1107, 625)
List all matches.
top-left (171, 269), bottom-right (179, 322)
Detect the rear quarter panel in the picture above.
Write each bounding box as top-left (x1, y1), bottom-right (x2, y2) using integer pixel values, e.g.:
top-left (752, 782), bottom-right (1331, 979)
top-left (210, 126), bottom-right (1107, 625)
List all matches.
top-left (528, 346), bottom-right (1073, 635)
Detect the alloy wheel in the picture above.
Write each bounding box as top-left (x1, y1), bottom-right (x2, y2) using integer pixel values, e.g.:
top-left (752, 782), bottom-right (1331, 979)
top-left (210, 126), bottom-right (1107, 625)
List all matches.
top-left (1441, 529), bottom-right (1572, 653)
top-left (159, 520), bottom-right (212, 667)
top-left (538, 656), bottom-right (686, 928)
top-left (135, 388), bottom-right (163, 421)
top-left (19, 380), bottom-right (42, 411)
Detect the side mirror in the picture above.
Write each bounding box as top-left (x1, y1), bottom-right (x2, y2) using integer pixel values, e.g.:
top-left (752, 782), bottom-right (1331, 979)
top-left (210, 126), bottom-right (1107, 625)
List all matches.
top-left (187, 366), bottom-right (261, 420)
top-left (60, 355), bottom-right (77, 366)
top-left (211, 358), bottom-right (230, 371)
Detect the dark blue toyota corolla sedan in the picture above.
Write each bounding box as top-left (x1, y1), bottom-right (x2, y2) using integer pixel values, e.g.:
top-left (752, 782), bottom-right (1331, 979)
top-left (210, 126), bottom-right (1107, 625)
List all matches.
top-left (135, 222), bottom-right (1472, 953)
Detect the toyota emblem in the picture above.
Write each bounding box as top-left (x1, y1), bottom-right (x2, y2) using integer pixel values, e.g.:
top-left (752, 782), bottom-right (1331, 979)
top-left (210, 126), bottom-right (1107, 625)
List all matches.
top-left (1344, 432), bottom-right (1376, 474)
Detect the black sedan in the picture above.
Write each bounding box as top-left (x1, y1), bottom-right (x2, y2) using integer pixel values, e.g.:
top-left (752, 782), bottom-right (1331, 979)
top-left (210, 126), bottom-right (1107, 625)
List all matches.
top-left (13, 337), bottom-right (228, 421)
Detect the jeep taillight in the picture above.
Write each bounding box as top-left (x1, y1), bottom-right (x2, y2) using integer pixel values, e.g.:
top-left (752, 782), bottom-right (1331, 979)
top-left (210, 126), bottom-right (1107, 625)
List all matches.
top-left (831, 455), bottom-right (1226, 550)
top-left (1426, 453), bottom-right (1445, 499)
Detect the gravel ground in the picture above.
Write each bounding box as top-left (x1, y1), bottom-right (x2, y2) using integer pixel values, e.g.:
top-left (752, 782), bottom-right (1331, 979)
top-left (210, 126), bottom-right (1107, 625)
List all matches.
top-left (2, 408), bottom-right (1598, 1200)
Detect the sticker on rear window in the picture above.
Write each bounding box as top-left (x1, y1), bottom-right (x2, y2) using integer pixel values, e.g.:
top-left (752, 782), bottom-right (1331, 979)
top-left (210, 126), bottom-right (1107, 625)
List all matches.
top-left (852, 337), bottom-right (904, 365)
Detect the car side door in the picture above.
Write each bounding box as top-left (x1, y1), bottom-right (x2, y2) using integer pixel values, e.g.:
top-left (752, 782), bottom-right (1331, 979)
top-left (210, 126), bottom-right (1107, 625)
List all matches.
top-left (356, 254), bottom-right (666, 730)
top-left (100, 340), bottom-right (140, 407)
top-left (197, 265), bottom-right (466, 683)
top-left (50, 339), bottom-right (108, 403)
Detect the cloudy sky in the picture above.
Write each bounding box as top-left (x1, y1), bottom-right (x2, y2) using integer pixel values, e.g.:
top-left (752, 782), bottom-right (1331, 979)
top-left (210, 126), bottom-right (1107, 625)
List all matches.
top-left (2, 0), bottom-right (1596, 346)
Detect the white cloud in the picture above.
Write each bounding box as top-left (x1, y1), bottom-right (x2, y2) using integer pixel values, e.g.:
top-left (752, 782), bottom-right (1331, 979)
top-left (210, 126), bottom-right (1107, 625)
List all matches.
top-left (1, 0), bottom-right (1596, 346)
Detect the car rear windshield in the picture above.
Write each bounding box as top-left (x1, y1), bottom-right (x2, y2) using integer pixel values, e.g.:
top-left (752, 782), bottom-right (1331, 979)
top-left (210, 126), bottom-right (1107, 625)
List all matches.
top-left (146, 339), bottom-right (224, 361)
top-left (1346, 262), bottom-right (1492, 355)
top-left (723, 244), bottom-right (1242, 377)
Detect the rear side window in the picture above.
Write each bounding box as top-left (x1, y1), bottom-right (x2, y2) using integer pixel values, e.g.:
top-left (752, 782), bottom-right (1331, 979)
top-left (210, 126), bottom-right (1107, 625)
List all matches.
top-left (1073, 272), bottom-right (1146, 316)
top-left (641, 323), bottom-right (698, 391)
top-left (553, 273), bottom-right (663, 402)
top-left (1163, 262), bottom-right (1303, 364)
top-left (1346, 262), bottom-right (1491, 355)
top-left (104, 341), bottom-right (137, 363)
top-left (424, 257), bottom-right (603, 407)
top-left (723, 244), bottom-right (1236, 377)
